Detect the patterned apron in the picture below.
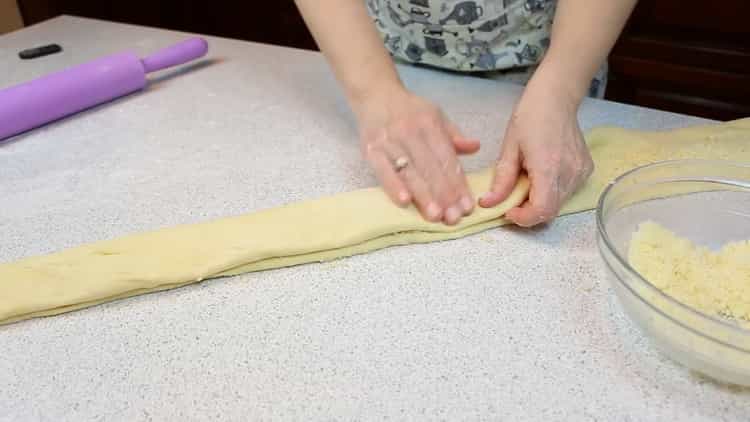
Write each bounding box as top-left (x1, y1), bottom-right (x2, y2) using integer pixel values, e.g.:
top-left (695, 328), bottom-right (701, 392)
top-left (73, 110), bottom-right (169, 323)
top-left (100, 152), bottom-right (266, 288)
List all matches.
top-left (366, 0), bottom-right (608, 98)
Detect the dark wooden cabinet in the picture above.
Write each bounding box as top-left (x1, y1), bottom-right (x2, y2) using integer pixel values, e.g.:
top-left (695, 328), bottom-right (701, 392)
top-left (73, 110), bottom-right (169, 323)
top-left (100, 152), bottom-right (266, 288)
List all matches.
top-left (18, 1), bottom-right (318, 50)
top-left (605, 0), bottom-right (750, 120)
top-left (18, 0), bottom-right (750, 121)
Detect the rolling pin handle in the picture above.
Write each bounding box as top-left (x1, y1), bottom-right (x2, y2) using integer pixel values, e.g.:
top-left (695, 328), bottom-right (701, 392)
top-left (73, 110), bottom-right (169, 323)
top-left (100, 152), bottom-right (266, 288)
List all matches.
top-left (140, 37), bottom-right (209, 74)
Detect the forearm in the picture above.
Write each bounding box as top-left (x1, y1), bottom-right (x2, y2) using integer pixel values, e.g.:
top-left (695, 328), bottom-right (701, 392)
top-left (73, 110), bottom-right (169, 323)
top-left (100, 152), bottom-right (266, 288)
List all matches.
top-left (534, 0), bottom-right (638, 103)
top-left (294, 0), bottom-right (405, 117)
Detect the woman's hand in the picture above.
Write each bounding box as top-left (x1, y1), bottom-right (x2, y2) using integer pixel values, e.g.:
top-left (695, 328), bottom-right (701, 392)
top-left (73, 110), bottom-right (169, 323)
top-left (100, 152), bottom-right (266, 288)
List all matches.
top-left (479, 71), bottom-right (594, 227)
top-left (355, 86), bottom-right (480, 225)
top-left (294, 1), bottom-right (477, 224)
top-left (474, 0), bottom-right (638, 227)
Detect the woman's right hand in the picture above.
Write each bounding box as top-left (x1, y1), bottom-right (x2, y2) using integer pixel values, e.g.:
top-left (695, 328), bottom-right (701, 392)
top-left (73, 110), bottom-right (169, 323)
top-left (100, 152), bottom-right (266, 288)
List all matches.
top-left (294, 0), bottom-right (477, 224)
top-left (354, 86), bottom-right (480, 225)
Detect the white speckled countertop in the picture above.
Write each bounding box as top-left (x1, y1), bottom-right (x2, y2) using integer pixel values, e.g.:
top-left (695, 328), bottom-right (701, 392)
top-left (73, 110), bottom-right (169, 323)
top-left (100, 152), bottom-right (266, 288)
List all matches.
top-left (0, 15), bottom-right (747, 422)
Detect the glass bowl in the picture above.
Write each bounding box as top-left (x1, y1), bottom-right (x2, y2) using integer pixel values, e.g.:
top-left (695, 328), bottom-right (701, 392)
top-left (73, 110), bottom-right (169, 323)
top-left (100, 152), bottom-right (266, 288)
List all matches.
top-left (596, 159), bottom-right (750, 386)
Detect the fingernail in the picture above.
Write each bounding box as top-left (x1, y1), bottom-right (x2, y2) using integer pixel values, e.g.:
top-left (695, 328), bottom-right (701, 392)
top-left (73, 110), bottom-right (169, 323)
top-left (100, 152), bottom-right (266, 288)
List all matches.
top-left (398, 191), bottom-right (410, 203)
top-left (460, 196), bottom-right (474, 213)
top-left (446, 206), bottom-right (462, 224)
top-left (427, 203), bottom-right (441, 220)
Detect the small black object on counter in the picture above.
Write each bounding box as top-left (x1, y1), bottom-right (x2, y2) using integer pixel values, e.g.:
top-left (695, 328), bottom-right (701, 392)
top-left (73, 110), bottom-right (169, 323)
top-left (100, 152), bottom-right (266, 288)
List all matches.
top-left (19, 44), bottom-right (63, 60)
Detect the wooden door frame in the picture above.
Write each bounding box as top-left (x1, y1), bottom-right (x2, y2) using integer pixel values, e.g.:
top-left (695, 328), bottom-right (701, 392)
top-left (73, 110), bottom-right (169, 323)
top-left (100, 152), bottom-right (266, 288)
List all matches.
top-left (0, 0), bottom-right (24, 34)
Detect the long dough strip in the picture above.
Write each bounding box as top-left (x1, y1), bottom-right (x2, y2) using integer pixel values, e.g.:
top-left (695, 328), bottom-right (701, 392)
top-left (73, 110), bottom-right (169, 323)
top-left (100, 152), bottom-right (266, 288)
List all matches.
top-left (2, 118), bottom-right (749, 325)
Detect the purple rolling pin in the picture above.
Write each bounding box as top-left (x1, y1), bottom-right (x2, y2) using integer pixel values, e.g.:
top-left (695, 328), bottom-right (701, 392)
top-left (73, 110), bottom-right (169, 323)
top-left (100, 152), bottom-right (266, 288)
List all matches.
top-left (0, 37), bottom-right (208, 141)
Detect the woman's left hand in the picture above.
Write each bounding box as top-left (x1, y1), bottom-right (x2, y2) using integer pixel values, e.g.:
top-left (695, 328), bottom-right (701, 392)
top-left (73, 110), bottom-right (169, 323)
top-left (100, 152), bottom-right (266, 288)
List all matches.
top-left (478, 72), bottom-right (594, 227)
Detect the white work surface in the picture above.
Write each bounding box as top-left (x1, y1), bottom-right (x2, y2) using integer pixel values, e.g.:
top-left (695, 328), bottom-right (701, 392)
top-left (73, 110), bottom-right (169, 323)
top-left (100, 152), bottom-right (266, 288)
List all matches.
top-left (1, 16), bottom-right (747, 422)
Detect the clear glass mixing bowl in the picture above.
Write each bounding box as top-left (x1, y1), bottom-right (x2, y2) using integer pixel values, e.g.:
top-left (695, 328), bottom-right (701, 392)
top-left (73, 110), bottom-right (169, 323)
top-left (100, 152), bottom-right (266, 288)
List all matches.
top-left (596, 159), bottom-right (750, 386)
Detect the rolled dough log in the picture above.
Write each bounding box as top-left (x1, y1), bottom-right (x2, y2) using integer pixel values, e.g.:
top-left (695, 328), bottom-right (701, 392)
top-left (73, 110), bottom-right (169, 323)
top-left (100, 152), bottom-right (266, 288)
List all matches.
top-left (2, 118), bottom-right (749, 325)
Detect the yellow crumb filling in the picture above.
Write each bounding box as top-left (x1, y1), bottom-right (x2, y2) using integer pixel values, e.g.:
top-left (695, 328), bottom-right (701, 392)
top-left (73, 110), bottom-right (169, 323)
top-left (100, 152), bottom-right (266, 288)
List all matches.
top-left (628, 221), bottom-right (750, 327)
